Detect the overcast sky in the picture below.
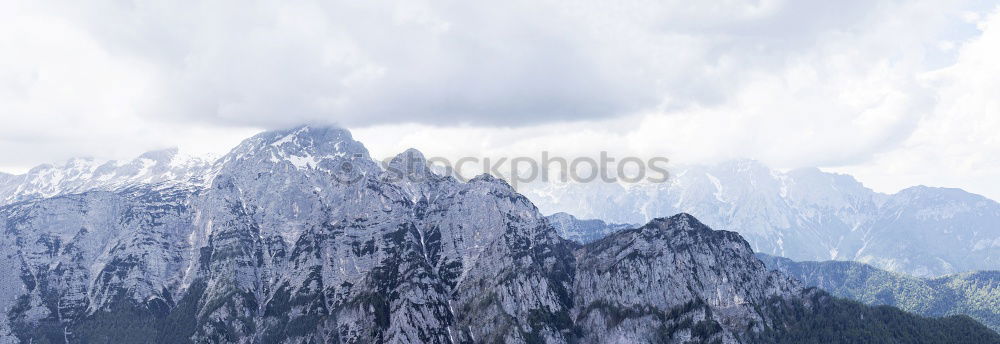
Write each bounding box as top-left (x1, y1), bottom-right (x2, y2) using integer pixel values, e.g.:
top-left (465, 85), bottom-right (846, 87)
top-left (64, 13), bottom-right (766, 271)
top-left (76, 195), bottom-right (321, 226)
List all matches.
top-left (2, 0), bottom-right (1000, 199)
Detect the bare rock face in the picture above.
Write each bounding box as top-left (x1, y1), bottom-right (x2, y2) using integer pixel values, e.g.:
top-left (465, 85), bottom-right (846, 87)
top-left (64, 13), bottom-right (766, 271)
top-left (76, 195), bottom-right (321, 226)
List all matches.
top-left (572, 214), bottom-right (800, 343)
top-left (1, 125), bottom-right (994, 344)
top-left (0, 126), bottom-right (582, 343)
top-left (0, 185), bottom-right (198, 343)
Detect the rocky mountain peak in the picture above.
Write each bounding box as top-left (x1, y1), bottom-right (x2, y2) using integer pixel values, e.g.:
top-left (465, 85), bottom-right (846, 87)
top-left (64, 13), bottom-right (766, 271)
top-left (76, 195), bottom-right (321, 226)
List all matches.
top-left (391, 147), bottom-right (427, 163)
top-left (462, 173), bottom-right (529, 205)
top-left (226, 125), bottom-right (368, 159)
top-left (217, 124), bottom-right (378, 180)
top-left (546, 211), bottom-right (576, 223)
top-left (2, 127), bottom-right (997, 343)
top-left (386, 148), bottom-right (433, 179)
top-left (382, 148), bottom-right (455, 204)
top-left (645, 212), bottom-right (706, 232)
top-left (270, 125), bottom-right (366, 155)
top-left (468, 172), bottom-right (510, 186)
top-left (573, 211), bottom-right (802, 342)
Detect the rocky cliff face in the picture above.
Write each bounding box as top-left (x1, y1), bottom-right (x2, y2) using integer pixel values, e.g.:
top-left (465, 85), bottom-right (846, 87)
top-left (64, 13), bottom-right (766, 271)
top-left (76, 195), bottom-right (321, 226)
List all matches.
top-left (1, 126), bottom-right (995, 343)
top-left (0, 184), bottom-right (199, 343)
top-left (0, 126), bottom-right (585, 343)
top-left (572, 214), bottom-right (801, 343)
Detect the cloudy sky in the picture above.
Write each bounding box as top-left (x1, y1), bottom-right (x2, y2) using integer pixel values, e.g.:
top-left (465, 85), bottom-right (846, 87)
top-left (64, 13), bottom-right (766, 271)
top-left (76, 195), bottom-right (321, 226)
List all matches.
top-left (2, 0), bottom-right (1000, 199)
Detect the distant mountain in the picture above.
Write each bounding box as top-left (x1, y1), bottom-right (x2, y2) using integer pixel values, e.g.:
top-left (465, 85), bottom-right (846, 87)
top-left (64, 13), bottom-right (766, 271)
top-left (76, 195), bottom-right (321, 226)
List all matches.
top-left (0, 148), bottom-right (212, 206)
top-left (757, 253), bottom-right (1000, 332)
top-left (0, 172), bottom-right (12, 186)
top-left (2, 125), bottom-right (996, 343)
top-left (544, 212), bottom-right (633, 244)
top-left (521, 160), bottom-right (1000, 277)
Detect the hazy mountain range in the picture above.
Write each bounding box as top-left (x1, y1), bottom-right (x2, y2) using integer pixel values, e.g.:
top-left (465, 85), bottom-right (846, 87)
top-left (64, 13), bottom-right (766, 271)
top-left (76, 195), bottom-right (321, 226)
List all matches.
top-left (522, 160), bottom-right (1000, 277)
top-left (0, 148), bottom-right (212, 206)
top-left (543, 212), bottom-right (634, 244)
top-left (0, 125), bottom-right (996, 343)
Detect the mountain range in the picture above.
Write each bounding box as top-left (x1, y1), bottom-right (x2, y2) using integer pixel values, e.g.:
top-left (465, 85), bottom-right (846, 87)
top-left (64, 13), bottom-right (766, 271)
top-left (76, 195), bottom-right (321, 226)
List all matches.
top-left (0, 125), bottom-right (997, 343)
top-left (521, 160), bottom-right (1000, 277)
top-left (548, 210), bottom-right (1000, 334)
top-left (0, 148), bottom-right (212, 206)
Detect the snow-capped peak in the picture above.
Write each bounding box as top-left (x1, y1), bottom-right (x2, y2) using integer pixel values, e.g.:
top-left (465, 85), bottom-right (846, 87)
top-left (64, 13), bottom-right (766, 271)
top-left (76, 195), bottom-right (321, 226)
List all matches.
top-left (387, 148), bottom-right (432, 177)
top-left (219, 125), bottom-right (374, 173)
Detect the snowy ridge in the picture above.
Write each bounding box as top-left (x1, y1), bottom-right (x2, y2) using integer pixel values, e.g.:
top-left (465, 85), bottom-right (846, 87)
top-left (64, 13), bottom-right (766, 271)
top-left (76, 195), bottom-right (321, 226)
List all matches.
top-left (0, 148), bottom-right (213, 206)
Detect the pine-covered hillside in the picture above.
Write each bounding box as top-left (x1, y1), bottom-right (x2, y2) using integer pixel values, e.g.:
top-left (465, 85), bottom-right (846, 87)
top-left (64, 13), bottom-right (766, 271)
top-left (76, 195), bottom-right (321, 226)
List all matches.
top-left (758, 253), bottom-right (1000, 332)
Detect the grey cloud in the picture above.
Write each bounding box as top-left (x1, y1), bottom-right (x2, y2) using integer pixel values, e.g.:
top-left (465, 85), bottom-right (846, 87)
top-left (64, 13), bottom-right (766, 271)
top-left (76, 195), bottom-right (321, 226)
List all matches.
top-left (36, 0), bottom-right (955, 130)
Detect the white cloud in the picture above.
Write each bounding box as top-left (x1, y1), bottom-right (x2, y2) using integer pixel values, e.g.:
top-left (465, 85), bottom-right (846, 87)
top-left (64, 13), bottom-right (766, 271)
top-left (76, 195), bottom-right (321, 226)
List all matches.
top-left (835, 6), bottom-right (1000, 198)
top-left (2, 0), bottom-right (1000, 200)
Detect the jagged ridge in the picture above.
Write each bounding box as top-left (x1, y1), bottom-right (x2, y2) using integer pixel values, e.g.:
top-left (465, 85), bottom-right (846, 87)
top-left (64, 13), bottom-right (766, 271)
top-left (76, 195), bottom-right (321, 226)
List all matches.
top-left (0, 125), bottom-right (996, 343)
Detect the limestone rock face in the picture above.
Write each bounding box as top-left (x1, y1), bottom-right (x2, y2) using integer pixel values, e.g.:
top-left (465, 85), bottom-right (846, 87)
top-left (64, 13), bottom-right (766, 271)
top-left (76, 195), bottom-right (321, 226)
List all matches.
top-left (3, 125), bottom-right (989, 344)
